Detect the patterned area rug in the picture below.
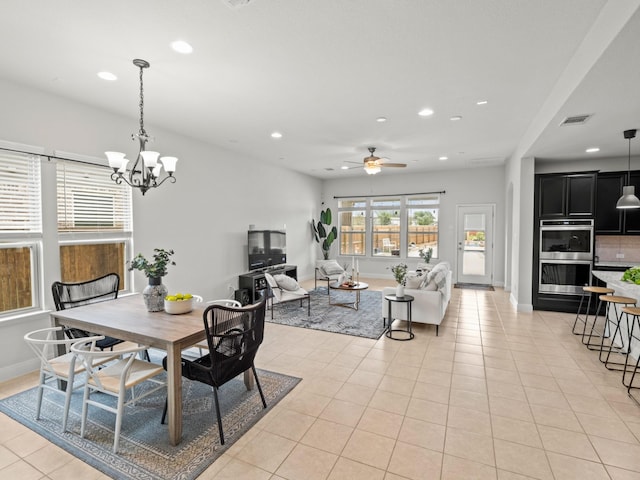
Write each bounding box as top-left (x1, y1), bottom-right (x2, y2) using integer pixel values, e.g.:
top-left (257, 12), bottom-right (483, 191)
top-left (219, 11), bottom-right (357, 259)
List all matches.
top-left (0, 362), bottom-right (300, 480)
top-left (268, 287), bottom-right (385, 339)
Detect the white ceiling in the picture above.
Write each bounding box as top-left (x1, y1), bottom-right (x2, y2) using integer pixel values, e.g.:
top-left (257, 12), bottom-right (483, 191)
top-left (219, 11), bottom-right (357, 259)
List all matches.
top-left (0, 0), bottom-right (638, 178)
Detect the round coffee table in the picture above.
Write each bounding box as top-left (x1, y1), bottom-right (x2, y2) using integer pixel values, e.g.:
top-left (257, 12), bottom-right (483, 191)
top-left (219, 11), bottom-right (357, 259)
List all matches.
top-left (328, 281), bottom-right (369, 310)
top-left (384, 294), bottom-right (415, 341)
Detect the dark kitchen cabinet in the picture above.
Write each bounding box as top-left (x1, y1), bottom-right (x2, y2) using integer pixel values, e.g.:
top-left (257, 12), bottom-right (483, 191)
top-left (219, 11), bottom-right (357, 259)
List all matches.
top-left (595, 170), bottom-right (640, 234)
top-left (595, 172), bottom-right (625, 233)
top-left (537, 173), bottom-right (596, 218)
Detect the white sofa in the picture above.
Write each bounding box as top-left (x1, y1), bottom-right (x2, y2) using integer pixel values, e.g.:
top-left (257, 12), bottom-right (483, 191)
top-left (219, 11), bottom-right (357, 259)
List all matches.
top-left (381, 262), bottom-right (452, 336)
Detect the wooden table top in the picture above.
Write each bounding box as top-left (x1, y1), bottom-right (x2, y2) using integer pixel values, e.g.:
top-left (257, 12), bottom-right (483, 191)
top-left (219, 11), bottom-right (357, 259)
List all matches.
top-left (51, 294), bottom-right (207, 349)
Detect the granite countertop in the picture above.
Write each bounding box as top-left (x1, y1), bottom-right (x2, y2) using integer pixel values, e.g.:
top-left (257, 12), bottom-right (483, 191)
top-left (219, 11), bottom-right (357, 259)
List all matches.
top-left (592, 270), bottom-right (640, 296)
top-left (595, 261), bottom-right (638, 268)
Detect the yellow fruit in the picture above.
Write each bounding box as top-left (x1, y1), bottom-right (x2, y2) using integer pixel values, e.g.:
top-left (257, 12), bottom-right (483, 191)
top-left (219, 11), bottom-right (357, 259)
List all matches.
top-left (184, 293), bottom-right (193, 300)
top-left (175, 293), bottom-right (184, 300)
top-left (166, 295), bottom-right (177, 302)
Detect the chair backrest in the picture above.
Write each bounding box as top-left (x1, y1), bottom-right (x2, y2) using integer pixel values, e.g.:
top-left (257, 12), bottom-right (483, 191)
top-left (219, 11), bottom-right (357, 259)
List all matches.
top-left (201, 296), bottom-right (267, 386)
top-left (383, 238), bottom-right (393, 247)
top-left (52, 273), bottom-right (120, 311)
top-left (206, 299), bottom-right (242, 307)
top-left (24, 326), bottom-right (87, 379)
top-left (263, 272), bottom-right (282, 301)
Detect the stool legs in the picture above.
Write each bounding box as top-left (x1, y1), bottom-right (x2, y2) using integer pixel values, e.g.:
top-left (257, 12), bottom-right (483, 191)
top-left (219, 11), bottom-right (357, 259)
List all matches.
top-left (572, 290), bottom-right (591, 335)
top-left (599, 300), bottom-right (635, 371)
top-left (583, 296), bottom-right (608, 350)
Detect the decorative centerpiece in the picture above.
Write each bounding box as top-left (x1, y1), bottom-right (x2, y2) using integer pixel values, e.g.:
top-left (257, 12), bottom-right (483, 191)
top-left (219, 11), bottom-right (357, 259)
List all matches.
top-left (128, 248), bottom-right (176, 312)
top-left (164, 292), bottom-right (201, 314)
top-left (390, 263), bottom-right (408, 298)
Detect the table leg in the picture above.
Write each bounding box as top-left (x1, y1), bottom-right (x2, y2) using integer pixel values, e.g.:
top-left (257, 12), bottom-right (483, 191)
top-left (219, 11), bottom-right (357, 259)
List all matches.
top-left (244, 370), bottom-right (254, 390)
top-left (387, 298), bottom-right (393, 339)
top-left (166, 343), bottom-right (183, 446)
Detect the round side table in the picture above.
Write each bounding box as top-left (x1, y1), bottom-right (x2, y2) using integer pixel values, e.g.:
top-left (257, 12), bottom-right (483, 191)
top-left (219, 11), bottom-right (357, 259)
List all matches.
top-left (384, 294), bottom-right (415, 341)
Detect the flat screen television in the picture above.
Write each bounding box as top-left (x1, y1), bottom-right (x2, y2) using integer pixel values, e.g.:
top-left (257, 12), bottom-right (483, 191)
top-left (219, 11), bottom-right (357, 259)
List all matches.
top-left (248, 229), bottom-right (286, 271)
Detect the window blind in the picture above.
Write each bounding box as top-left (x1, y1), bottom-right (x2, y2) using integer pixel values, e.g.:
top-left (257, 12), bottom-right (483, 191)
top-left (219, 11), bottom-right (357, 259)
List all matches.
top-left (0, 152), bottom-right (42, 233)
top-left (57, 160), bottom-right (132, 232)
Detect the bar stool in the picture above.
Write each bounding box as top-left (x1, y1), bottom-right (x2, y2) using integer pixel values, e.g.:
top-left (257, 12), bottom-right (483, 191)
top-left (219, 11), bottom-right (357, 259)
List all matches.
top-left (622, 306), bottom-right (640, 404)
top-left (573, 286), bottom-right (615, 343)
top-left (598, 295), bottom-right (637, 371)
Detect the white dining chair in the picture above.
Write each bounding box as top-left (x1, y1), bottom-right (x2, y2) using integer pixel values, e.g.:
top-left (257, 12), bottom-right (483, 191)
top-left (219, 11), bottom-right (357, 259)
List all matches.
top-left (23, 326), bottom-right (116, 432)
top-left (71, 338), bottom-right (166, 453)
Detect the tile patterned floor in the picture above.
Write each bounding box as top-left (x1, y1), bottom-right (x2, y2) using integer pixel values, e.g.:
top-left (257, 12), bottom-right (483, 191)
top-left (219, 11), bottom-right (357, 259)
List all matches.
top-left (3, 279), bottom-right (640, 479)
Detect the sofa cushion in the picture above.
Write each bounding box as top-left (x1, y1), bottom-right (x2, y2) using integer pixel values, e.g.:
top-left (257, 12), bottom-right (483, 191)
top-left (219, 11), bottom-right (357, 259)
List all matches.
top-left (273, 274), bottom-right (300, 291)
top-left (319, 260), bottom-right (344, 276)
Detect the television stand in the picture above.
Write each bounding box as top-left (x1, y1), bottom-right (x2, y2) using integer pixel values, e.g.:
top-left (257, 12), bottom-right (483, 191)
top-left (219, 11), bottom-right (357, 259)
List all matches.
top-left (239, 265), bottom-right (297, 303)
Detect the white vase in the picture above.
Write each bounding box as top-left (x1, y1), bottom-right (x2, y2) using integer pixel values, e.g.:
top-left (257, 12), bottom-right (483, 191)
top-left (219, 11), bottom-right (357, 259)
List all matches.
top-left (396, 284), bottom-right (405, 298)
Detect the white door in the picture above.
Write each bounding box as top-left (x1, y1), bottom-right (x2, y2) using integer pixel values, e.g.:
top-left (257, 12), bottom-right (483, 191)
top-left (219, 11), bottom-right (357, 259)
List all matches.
top-left (456, 204), bottom-right (494, 285)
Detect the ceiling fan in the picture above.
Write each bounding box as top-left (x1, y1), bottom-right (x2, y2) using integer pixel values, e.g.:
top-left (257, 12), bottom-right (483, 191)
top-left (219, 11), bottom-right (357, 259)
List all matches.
top-left (345, 147), bottom-right (407, 174)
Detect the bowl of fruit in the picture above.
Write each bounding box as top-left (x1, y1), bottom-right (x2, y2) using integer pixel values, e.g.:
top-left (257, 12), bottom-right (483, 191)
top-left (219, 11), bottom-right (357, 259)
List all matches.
top-left (164, 293), bottom-right (202, 314)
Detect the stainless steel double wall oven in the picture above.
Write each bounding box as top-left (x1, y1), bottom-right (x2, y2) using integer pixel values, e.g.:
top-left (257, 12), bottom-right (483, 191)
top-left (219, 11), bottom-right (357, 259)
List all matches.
top-left (538, 219), bottom-right (594, 295)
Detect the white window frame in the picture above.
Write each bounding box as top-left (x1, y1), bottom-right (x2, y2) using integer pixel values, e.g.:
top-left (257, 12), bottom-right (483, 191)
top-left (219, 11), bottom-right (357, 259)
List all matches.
top-left (0, 148), bottom-right (43, 318)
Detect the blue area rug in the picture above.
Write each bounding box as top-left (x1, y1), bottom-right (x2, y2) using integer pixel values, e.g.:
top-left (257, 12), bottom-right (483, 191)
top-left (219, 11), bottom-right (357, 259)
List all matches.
top-left (268, 287), bottom-right (385, 339)
top-left (0, 360), bottom-right (300, 480)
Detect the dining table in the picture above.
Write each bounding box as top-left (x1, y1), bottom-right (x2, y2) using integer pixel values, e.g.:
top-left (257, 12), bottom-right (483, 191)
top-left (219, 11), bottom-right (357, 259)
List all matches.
top-left (50, 294), bottom-right (252, 446)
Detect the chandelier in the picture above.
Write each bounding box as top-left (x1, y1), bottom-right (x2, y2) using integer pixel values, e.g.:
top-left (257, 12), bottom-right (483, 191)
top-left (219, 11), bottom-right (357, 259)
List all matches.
top-left (106, 59), bottom-right (177, 195)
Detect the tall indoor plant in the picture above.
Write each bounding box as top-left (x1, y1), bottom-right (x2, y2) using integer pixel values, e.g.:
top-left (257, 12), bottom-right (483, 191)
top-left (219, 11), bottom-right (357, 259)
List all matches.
top-left (128, 248), bottom-right (176, 311)
top-left (312, 208), bottom-right (338, 260)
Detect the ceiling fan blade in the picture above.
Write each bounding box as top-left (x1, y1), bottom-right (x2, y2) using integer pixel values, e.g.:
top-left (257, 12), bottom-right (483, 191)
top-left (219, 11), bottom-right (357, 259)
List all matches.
top-left (380, 163), bottom-right (406, 168)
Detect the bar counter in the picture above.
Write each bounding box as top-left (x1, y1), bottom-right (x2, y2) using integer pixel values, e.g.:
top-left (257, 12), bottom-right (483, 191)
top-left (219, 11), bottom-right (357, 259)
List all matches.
top-left (592, 270), bottom-right (640, 360)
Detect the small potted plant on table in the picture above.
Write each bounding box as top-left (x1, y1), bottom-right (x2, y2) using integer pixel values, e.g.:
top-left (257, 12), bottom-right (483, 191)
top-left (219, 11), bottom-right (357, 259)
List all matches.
top-left (390, 263), bottom-right (408, 298)
top-left (128, 248), bottom-right (176, 311)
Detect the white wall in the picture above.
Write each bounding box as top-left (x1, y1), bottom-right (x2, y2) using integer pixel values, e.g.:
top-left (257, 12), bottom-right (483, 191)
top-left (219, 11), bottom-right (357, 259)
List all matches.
top-left (0, 78), bottom-right (321, 380)
top-left (322, 165), bottom-right (506, 285)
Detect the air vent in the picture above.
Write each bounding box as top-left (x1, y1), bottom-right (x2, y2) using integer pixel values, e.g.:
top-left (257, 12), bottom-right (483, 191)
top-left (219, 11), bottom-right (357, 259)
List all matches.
top-left (560, 114), bottom-right (592, 126)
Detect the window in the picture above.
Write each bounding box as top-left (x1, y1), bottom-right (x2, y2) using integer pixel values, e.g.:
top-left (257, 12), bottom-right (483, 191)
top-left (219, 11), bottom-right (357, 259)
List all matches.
top-left (56, 160), bottom-right (132, 288)
top-left (338, 194), bottom-right (440, 258)
top-left (338, 199), bottom-right (366, 256)
top-left (372, 198), bottom-right (401, 257)
top-left (0, 151), bottom-right (42, 315)
top-left (407, 194), bottom-right (439, 258)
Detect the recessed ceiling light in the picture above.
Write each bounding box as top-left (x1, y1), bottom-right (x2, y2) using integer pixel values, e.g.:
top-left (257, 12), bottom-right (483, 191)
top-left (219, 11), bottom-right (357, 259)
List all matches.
top-left (586, 147), bottom-right (600, 153)
top-left (171, 40), bottom-right (193, 54)
top-left (376, 117), bottom-right (387, 123)
top-left (97, 71), bottom-right (117, 81)
top-left (418, 108), bottom-right (434, 117)
top-left (439, 156), bottom-right (448, 161)
top-left (476, 100), bottom-right (488, 105)
top-left (341, 165), bottom-right (349, 170)
top-left (271, 132), bottom-right (283, 139)
top-left (450, 115), bottom-right (463, 121)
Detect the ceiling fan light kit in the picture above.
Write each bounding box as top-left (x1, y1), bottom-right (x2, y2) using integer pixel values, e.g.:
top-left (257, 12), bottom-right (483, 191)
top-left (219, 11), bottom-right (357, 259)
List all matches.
top-left (360, 147), bottom-right (406, 175)
top-left (616, 129), bottom-right (639, 209)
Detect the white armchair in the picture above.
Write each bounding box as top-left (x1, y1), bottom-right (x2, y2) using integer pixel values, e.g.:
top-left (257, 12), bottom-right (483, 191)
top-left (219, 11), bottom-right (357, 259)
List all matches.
top-left (264, 272), bottom-right (310, 319)
top-left (314, 259), bottom-right (346, 292)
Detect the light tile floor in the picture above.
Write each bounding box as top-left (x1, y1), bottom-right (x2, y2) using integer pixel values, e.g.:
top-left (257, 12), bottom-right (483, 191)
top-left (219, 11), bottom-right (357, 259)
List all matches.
top-left (3, 279), bottom-right (640, 479)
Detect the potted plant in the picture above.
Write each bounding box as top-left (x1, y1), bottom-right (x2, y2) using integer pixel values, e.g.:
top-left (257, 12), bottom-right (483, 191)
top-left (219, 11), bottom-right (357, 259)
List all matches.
top-left (128, 248), bottom-right (176, 312)
top-left (312, 208), bottom-right (338, 260)
top-left (390, 263), bottom-right (408, 298)
top-left (419, 247), bottom-right (433, 264)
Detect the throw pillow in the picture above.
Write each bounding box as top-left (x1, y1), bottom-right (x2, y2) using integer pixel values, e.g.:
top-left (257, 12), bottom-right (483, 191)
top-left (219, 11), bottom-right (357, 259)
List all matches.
top-left (273, 274), bottom-right (300, 291)
top-left (320, 260), bottom-right (344, 276)
top-left (405, 271), bottom-right (422, 289)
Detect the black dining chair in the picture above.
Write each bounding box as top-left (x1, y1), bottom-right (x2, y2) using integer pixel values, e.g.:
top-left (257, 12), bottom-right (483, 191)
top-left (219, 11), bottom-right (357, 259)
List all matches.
top-left (161, 297), bottom-right (268, 445)
top-left (51, 273), bottom-right (129, 352)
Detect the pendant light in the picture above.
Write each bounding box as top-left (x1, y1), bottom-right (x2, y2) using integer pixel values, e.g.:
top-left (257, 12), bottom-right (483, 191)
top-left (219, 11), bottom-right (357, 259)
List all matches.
top-left (616, 129), bottom-right (639, 209)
